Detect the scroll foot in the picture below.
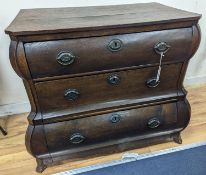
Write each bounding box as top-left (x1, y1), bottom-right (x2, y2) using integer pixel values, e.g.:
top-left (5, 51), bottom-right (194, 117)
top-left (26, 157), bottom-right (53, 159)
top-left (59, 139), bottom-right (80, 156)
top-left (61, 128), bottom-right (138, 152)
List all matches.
top-left (172, 132), bottom-right (182, 144)
top-left (0, 126), bottom-right (7, 136)
top-left (36, 158), bottom-right (47, 173)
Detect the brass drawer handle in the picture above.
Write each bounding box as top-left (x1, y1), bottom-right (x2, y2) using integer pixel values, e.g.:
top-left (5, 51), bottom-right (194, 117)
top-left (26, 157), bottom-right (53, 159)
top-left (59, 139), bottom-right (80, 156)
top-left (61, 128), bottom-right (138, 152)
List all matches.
top-left (146, 42), bottom-right (170, 88)
top-left (69, 133), bottom-right (85, 144)
top-left (147, 118), bottom-right (161, 129)
top-left (110, 114), bottom-right (121, 123)
top-left (146, 77), bottom-right (160, 88)
top-left (107, 74), bottom-right (121, 85)
top-left (108, 39), bottom-right (123, 52)
top-left (64, 89), bottom-right (80, 101)
top-left (154, 42), bottom-right (170, 54)
top-left (56, 51), bottom-right (75, 66)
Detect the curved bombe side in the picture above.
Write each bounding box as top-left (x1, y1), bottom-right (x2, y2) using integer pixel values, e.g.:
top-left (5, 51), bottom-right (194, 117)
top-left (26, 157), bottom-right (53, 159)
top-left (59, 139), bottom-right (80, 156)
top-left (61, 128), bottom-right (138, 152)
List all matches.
top-left (171, 99), bottom-right (191, 144)
top-left (177, 99), bottom-right (191, 130)
top-left (189, 24), bottom-right (201, 59)
top-left (9, 41), bottom-right (30, 79)
top-left (10, 40), bottom-right (52, 172)
top-left (9, 41), bottom-right (22, 78)
top-left (25, 123), bottom-right (53, 173)
top-left (175, 24), bottom-right (200, 133)
top-left (9, 41), bottom-right (41, 124)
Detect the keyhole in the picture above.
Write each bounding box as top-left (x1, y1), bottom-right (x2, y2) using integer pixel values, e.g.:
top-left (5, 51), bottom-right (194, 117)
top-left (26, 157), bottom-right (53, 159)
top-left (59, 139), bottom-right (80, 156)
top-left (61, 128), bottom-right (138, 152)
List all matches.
top-left (110, 114), bottom-right (121, 123)
top-left (112, 77), bottom-right (116, 83)
top-left (108, 39), bottom-right (122, 52)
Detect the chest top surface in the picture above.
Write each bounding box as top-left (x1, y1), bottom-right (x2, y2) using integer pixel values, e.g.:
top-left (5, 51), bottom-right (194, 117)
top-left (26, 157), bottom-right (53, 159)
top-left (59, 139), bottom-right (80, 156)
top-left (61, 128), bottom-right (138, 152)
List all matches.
top-left (5, 2), bottom-right (201, 37)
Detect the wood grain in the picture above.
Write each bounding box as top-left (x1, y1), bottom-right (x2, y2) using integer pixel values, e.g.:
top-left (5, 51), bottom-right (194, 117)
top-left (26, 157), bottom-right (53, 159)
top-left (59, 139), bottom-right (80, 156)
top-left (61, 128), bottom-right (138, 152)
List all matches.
top-left (24, 28), bottom-right (192, 79)
top-left (35, 64), bottom-right (182, 115)
top-left (4, 3), bottom-right (202, 172)
top-left (5, 3), bottom-right (201, 36)
top-left (45, 103), bottom-right (177, 154)
top-left (0, 85), bottom-right (206, 175)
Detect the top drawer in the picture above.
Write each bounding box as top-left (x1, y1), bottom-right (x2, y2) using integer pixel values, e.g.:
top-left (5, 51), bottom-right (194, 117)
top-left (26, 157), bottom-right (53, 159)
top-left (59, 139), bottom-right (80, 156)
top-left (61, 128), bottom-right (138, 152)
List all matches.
top-left (24, 28), bottom-right (192, 79)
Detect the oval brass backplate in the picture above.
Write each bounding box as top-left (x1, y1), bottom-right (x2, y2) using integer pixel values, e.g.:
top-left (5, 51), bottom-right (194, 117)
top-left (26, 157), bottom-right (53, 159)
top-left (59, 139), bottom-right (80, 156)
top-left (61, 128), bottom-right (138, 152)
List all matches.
top-left (69, 133), bottom-right (85, 144)
top-left (108, 39), bottom-right (123, 52)
top-left (110, 114), bottom-right (121, 123)
top-left (154, 42), bottom-right (170, 54)
top-left (56, 51), bottom-right (75, 66)
top-left (146, 77), bottom-right (160, 88)
top-left (64, 89), bottom-right (80, 101)
top-left (147, 118), bottom-right (161, 129)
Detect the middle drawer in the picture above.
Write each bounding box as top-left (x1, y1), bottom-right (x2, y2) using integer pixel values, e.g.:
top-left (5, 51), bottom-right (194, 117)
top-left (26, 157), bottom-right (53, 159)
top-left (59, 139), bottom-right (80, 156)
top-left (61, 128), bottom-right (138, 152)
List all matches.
top-left (35, 63), bottom-right (182, 114)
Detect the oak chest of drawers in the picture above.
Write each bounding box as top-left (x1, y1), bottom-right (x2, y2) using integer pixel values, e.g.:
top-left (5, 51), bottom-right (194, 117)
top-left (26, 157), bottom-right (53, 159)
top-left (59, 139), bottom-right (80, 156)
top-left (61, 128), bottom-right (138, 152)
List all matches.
top-left (5, 3), bottom-right (201, 173)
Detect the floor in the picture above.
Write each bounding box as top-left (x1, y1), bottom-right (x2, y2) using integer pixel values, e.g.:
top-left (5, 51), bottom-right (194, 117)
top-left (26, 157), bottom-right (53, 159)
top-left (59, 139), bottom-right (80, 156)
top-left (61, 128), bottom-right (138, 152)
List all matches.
top-left (0, 85), bottom-right (206, 175)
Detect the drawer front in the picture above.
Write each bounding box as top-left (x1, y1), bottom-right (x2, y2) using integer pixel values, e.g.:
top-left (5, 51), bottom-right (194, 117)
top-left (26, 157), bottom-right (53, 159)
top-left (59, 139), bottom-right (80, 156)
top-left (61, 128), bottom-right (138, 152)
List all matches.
top-left (44, 103), bottom-right (178, 153)
top-left (25, 28), bottom-right (192, 79)
top-left (35, 63), bottom-right (182, 114)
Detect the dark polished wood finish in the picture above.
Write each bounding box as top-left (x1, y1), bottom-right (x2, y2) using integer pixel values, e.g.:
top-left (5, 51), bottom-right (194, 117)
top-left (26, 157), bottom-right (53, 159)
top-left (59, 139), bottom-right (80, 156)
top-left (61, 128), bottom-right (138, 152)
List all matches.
top-left (35, 64), bottom-right (182, 113)
top-left (5, 3), bottom-right (200, 37)
top-left (24, 28), bottom-right (191, 79)
top-left (45, 103), bottom-right (179, 153)
top-left (5, 3), bottom-right (201, 173)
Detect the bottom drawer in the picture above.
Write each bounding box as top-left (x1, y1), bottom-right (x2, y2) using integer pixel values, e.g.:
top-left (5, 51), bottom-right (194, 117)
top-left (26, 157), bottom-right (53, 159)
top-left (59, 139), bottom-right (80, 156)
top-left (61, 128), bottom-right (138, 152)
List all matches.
top-left (45, 102), bottom-right (178, 153)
